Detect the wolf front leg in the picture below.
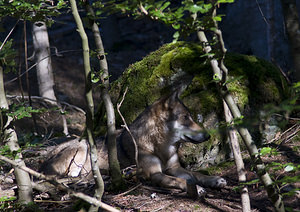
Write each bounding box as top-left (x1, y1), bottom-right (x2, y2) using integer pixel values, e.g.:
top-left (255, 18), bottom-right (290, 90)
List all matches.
top-left (139, 153), bottom-right (204, 197)
top-left (150, 172), bottom-right (206, 197)
top-left (166, 166), bottom-right (227, 189)
top-left (192, 171), bottom-right (227, 188)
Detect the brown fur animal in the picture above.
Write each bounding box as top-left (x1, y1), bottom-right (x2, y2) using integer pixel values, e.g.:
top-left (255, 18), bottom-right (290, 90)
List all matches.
top-left (40, 91), bottom-right (226, 196)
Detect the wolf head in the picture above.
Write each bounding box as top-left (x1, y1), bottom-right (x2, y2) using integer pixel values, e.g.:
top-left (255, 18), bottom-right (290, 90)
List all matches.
top-left (164, 90), bottom-right (211, 144)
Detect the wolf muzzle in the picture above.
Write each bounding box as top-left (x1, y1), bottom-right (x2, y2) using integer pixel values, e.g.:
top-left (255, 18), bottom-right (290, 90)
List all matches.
top-left (183, 131), bottom-right (210, 144)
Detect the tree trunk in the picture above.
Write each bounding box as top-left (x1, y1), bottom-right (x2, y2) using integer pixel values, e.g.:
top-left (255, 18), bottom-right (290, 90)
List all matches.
top-left (32, 21), bottom-right (57, 101)
top-left (280, 0), bottom-right (300, 82)
top-left (70, 1), bottom-right (104, 211)
top-left (223, 101), bottom-right (251, 212)
top-left (85, 2), bottom-right (124, 190)
top-left (32, 21), bottom-right (68, 135)
top-left (0, 66), bottom-right (33, 204)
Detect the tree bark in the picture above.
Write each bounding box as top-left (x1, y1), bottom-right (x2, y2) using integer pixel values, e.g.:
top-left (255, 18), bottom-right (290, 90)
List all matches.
top-left (85, 2), bottom-right (124, 189)
top-left (32, 21), bottom-right (69, 135)
top-left (32, 21), bottom-right (57, 101)
top-left (70, 1), bottom-right (104, 211)
top-left (280, 0), bottom-right (300, 82)
top-left (0, 66), bottom-right (33, 204)
top-left (223, 101), bottom-right (251, 212)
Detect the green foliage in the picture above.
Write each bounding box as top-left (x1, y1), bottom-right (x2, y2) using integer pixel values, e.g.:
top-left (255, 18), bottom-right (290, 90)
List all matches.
top-left (103, 0), bottom-right (234, 40)
top-left (258, 147), bottom-right (300, 198)
top-left (0, 40), bottom-right (16, 73)
top-left (0, 197), bottom-right (41, 212)
top-left (6, 103), bottom-right (41, 120)
top-left (0, 145), bottom-right (12, 157)
top-left (0, 0), bottom-right (65, 24)
top-left (0, 104), bottom-right (43, 143)
top-left (0, 196), bottom-right (17, 211)
top-left (259, 147), bottom-right (278, 156)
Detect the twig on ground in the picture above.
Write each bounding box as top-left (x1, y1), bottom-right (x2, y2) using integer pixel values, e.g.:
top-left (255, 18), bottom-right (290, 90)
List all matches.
top-left (34, 200), bottom-right (72, 204)
top-left (268, 123), bottom-right (300, 144)
top-left (0, 155), bottom-right (120, 212)
top-left (0, 168), bottom-right (14, 184)
top-left (115, 183), bottom-right (142, 197)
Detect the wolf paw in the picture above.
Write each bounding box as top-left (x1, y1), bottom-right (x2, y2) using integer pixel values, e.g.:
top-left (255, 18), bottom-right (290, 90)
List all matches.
top-left (205, 176), bottom-right (227, 188)
top-left (214, 177), bottom-right (227, 188)
top-left (196, 185), bottom-right (207, 197)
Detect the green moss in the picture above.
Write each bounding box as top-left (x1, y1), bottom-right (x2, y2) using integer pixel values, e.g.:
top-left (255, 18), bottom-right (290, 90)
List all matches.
top-left (110, 42), bottom-right (207, 125)
top-left (224, 53), bottom-right (288, 107)
top-left (227, 76), bottom-right (249, 110)
top-left (105, 42), bottom-right (287, 131)
top-left (203, 161), bottom-right (235, 175)
top-left (96, 41), bottom-right (288, 168)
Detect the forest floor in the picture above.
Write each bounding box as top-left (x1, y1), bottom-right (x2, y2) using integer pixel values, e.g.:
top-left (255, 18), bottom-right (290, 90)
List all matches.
top-left (0, 134), bottom-right (299, 212)
top-left (1, 57), bottom-right (300, 211)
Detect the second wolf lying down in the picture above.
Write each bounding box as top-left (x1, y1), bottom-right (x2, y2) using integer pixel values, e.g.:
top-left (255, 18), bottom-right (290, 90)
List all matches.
top-left (40, 91), bottom-right (226, 195)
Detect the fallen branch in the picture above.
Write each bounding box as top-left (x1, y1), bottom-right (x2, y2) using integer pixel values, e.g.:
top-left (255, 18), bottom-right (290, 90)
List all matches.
top-left (0, 155), bottom-right (120, 212)
top-left (114, 183), bottom-right (142, 197)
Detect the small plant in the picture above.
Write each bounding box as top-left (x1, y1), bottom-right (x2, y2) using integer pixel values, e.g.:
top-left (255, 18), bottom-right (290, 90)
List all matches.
top-left (259, 147), bottom-right (300, 197)
top-left (0, 196), bottom-right (17, 211)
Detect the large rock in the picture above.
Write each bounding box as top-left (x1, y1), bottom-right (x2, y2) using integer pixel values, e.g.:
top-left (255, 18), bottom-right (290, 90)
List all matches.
top-left (101, 41), bottom-right (288, 170)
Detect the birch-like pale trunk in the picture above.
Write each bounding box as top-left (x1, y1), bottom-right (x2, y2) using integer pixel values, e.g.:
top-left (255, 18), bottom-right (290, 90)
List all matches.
top-left (0, 66), bottom-right (33, 204)
top-left (32, 22), bottom-right (56, 101)
top-left (31, 22), bottom-right (68, 135)
top-left (85, 2), bottom-right (124, 189)
top-left (223, 101), bottom-right (251, 212)
top-left (70, 1), bottom-right (104, 211)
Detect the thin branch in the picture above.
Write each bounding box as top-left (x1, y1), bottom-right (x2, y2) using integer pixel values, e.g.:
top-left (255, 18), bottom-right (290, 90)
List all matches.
top-left (4, 49), bottom-right (82, 85)
top-left (114, 183), bottom-right (142, 197)
top-left (0, 20), bottom-right (20, 51)
top-left (0, 155), bottom-right (120, 212)
top-left (255, 0), bottom-right (269, 26)
top-left (24, 20), bottom-right (39, 134)
top-left (116, 87), bottom-right (139, 168)
top-left (6, 95), bottom-right (85, 114)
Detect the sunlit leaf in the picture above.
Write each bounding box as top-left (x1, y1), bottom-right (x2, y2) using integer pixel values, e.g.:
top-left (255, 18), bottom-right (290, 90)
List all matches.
top-left (259, 147), bottom-right (272, 156)
top-left (284, 165), bottom-right (295, 172)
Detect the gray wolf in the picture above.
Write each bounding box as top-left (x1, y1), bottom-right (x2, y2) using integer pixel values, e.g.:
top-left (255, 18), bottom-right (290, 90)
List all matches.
top-left (40, 91), bottom-right (226, 196)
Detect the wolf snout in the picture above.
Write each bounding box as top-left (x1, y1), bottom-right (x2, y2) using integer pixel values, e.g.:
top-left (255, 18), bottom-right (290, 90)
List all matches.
top-left (183, 131), bottom-right (210, 144)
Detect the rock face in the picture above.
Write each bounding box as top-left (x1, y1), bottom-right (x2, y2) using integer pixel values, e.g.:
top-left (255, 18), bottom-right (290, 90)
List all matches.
top-left (220, 0), bottom-right (293, 72)
top-left (101, 41), bottom-right (288, 170)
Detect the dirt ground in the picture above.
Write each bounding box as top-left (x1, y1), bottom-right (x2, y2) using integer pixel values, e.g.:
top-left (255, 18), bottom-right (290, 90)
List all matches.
top-left (1, 57), bottom-right (300, 212)
top-left (0, 136), bottom-right (299, 212)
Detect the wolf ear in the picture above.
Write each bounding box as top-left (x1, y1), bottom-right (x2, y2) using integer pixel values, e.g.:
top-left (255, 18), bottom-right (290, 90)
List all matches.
top-left (171, 85), bottom-right (185, 100)
top-left (165, 88), bottom-right (182, 108)
top-left (169, 89), bottom-right (180, 102)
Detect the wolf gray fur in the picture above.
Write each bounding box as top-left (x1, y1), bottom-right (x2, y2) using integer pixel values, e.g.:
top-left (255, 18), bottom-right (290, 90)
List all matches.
top-left (40, 91), bottom-right (226, 196)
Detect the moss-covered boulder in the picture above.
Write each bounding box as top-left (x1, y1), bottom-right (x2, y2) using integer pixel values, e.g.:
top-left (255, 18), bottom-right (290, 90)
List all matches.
top-left (106, 41), bottom-right (288, 169)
